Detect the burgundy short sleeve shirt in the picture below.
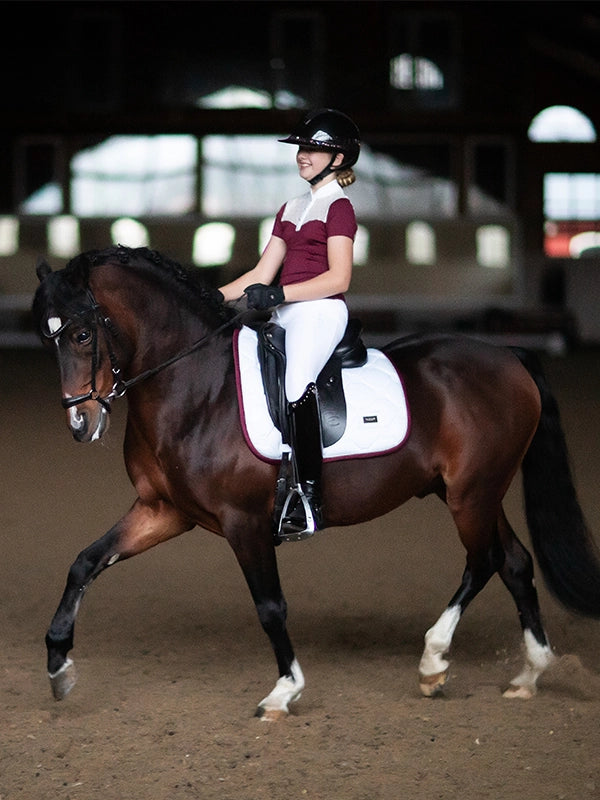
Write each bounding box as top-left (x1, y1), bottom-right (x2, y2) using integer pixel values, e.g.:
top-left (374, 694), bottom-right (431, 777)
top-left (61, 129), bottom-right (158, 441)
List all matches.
top-left (272, 181), bottom-right (357, 296)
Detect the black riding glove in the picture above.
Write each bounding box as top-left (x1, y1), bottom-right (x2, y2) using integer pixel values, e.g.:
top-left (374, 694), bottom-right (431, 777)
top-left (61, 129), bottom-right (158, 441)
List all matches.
top-left (245, 283), bottom-right (285, 310)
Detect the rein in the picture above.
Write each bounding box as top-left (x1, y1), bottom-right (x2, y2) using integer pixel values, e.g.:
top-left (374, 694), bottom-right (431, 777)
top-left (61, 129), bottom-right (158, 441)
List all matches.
top-left (106, 308), bottom-right (247, 402)
top-left (48, 288), bottom-right (246, 412)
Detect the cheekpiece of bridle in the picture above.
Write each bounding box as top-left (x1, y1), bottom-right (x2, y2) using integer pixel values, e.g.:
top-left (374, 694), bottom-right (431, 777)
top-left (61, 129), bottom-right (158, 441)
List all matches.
top-left (44, 286), bottom-right (245, 414)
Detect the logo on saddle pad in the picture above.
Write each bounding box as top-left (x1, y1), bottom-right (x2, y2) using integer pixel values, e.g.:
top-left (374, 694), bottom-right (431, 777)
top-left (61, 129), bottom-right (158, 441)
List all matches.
top-left (234, 326), bottom-right (410, 462)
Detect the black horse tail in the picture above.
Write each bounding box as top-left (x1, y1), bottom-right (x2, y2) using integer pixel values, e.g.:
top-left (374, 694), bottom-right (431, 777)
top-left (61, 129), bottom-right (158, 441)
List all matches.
top-left (512, 347), bottom-right (600, 618)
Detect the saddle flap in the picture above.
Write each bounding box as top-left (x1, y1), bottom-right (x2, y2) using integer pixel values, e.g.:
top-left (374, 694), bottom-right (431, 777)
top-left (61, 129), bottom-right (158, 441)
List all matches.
top-left (256, 322), bottom-right (289, 440)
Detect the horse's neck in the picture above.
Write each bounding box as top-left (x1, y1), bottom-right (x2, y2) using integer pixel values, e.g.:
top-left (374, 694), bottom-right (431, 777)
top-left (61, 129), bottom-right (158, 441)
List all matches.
top-left (96, 270), bottom-right (235, 401)
top-left (125, 299), bottom-right (212, 365)
top-left (129, 325), bottom-right (234, 403)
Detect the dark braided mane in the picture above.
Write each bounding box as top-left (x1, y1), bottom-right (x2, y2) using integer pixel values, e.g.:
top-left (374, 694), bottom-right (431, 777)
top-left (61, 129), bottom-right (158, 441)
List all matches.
top-left (32, 245), bottom-right (239, 340)
top-left (68, 245), bottom-right (237, 327)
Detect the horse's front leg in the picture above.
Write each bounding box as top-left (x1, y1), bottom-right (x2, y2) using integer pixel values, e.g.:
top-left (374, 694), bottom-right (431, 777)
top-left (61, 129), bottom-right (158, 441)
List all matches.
top-left (46, 526), bottom-right (120, 698)
top-left (229, 524), bottom-right (304, 721)
top-left (47, 498), bottom-right (192, 700)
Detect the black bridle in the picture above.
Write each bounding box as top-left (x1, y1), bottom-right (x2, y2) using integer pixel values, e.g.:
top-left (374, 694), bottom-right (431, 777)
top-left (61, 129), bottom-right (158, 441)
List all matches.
top-left (45, 287), bottom-right (245, 413)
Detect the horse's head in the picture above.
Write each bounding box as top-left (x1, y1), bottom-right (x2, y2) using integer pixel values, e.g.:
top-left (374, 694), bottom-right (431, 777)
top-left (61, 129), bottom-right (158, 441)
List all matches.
top-left (32, 254), bottom-right (119, 442)
top-left (33, 245), bottom-right (239, 443)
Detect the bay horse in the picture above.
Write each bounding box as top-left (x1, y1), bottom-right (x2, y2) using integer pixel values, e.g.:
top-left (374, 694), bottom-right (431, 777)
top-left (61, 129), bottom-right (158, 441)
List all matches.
top-left (32, 245), bottom-right (600, 720)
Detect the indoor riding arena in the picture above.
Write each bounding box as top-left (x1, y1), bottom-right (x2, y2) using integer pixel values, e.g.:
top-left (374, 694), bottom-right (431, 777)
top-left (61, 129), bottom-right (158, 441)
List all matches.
top-left (1, 3), bottom-right (600, 799)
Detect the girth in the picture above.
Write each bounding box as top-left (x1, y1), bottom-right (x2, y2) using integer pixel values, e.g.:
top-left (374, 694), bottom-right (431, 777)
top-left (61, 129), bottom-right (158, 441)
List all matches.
top-left (254, 318), bottom-right (367, 447)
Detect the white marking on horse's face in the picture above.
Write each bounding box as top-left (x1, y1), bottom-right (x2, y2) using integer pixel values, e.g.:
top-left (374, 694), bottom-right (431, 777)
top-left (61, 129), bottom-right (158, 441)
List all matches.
top-left (48, 316), bottom-right (63, 334)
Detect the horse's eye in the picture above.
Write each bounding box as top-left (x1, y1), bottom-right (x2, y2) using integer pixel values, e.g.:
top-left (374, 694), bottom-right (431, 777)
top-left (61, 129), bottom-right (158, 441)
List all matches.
top-left (74, 328), bottom-right (92, 345)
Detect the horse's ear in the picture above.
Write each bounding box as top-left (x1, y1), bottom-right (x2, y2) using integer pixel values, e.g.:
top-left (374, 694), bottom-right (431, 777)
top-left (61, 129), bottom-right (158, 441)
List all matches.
top-left (36, 257), bottom-right (52, 281)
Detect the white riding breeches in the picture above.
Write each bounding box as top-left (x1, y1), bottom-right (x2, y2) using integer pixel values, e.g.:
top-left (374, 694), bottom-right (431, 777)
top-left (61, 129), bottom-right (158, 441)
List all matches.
top-left (271, 299), bottom-right (348, 402)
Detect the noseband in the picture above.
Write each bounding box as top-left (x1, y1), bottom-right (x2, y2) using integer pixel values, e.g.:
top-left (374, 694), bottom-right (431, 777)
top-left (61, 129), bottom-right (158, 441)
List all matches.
top-left (45, 287), bottom-right (244, 413)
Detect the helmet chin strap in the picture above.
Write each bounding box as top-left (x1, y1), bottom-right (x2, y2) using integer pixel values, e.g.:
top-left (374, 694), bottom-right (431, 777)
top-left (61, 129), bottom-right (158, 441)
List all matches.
top-left (308, 153), bottom-right (339, 186)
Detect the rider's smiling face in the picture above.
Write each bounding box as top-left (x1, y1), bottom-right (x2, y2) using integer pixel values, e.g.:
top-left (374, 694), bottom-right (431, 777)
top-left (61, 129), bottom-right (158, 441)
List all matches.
top-left (296, 147), bottom-right (342, 184)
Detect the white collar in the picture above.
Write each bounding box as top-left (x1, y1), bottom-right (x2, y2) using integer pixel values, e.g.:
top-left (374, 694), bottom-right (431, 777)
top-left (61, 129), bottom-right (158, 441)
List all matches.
top-left (310, 179), bottom-right (342, 199)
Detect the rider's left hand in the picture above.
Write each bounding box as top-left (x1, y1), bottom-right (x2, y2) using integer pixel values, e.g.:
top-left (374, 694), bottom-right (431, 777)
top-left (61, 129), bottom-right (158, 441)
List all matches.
top-left (245, 284), bottom-right (285, 310)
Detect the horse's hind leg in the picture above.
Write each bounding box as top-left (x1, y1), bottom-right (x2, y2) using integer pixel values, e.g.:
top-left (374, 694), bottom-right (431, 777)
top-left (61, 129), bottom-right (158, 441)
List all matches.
top-left (497, 509), bottom-right (555, 698)
top-left (418, 604), bottom-right (461, 696)
top-left (418, 505), bottom-right (555, 699)
top-left (418, 557), bottom-right (499, 697)
top-left (418, 499), bottom-right (505, 697)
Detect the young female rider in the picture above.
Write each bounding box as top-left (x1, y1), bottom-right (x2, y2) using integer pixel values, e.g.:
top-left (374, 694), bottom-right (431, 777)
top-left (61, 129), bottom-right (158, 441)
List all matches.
top-left (219, 108), bottom-right (360, 535)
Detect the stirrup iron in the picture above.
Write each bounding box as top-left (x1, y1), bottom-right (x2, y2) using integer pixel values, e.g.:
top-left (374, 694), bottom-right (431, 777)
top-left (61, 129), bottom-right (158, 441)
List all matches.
top-left (278, 485), bottom-right (318, 542)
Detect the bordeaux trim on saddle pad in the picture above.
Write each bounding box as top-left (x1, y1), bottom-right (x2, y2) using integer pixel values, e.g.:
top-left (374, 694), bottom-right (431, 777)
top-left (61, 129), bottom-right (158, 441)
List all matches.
top-left (233, 326), bottom-right (410, 463)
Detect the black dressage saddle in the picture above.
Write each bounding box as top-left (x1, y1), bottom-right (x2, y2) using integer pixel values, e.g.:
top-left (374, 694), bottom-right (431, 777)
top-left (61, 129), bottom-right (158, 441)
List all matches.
top-left (253, 318), bottom-right (368, 447)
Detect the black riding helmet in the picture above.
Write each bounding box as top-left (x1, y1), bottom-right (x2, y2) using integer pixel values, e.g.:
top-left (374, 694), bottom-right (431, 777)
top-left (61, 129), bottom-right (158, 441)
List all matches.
top-left (279, 108), bottom-right (360, 185)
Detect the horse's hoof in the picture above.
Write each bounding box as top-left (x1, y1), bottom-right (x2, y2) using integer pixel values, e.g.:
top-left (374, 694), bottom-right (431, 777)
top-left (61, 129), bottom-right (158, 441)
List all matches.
top-left (49, 658), bottom-right (77, 700)
top-left (502, 682), bottom-right (535, 700)
top-left (419, 670), bottom-right (447, 697)
top-left (255, 706), bottom-right (289, 722)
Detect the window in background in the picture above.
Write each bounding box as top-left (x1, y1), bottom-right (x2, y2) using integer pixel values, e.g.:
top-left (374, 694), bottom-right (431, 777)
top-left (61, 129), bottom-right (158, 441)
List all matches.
top-left (388, 11), bottom-right (459, 109)
top-left (406, 221), bottom-right (436, 265)
top-left (476, 225), bottom-right (510, 268)
top-left (390, 54), bottom-right (444, 91)
top-left (353, 225), bottom-right (370, 267)
top-left (258, 217), bottom-right (276, 255)
top-left (71, 136), bottom-right (197, 217)
top-left (48, 215), bottom-right (80, 258)
top-left (545, 173), bottom-right (600, 221)
top-left (17, 120), bottom-right (506, 227)
top-left (197, 87), bottom-right (274, 109)
top-left (201, 135), bottom-right (302, 218)
top-left (110, 218), bottom-right (149, 248)
top-left (0, 217), bottom-right (19, 256)
top-left (544, 173), bottom-right (600, 258)
top-left (357, 140), bottom-right (456, 219)
top-left (529, 104), bottom-right (599, 258)
top-left (528, 105), bottom-right (596, 143)
top-left (193, 223), bottom-right (236, 267)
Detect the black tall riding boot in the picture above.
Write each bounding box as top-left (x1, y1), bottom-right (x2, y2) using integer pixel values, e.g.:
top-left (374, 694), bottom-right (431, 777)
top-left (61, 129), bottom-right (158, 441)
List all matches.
top-left (280, 383), bottom-right (323, 537)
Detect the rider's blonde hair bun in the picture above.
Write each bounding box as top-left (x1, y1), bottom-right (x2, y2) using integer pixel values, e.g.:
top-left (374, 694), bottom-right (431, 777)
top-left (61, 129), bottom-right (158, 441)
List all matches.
top-left (336, 168), bottom-right (356, 188)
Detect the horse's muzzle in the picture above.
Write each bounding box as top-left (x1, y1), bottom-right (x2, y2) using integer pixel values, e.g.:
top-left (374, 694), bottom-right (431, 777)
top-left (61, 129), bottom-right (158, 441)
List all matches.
top-left (67, 404), bottom-right (110, 442)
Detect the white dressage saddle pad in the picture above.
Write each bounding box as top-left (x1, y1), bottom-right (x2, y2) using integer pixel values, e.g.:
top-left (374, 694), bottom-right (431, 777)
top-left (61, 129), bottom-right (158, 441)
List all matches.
top-left (233, 326), bottom-right (410, 463)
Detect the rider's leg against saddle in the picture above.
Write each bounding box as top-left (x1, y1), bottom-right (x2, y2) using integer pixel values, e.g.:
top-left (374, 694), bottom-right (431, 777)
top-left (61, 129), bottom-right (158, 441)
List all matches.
top-left (282, 383), bottom-right (323, 533)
